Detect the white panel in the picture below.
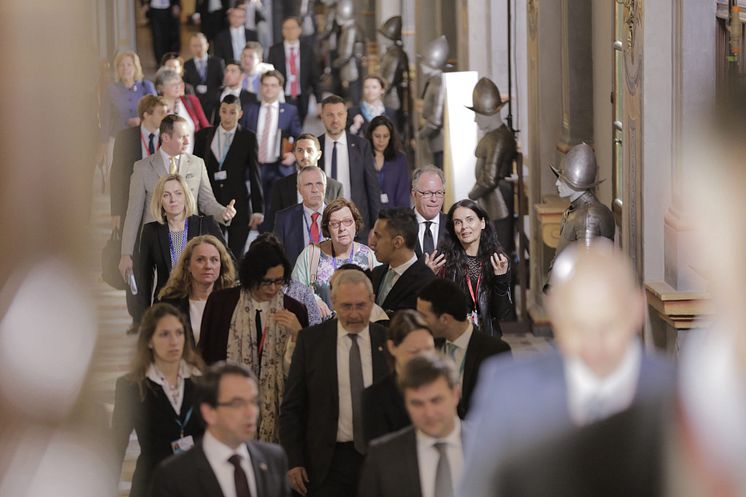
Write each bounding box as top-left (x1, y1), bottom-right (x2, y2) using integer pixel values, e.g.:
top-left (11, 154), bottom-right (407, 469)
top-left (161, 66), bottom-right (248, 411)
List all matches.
top-left (442, 71), bottom-right (479, 206)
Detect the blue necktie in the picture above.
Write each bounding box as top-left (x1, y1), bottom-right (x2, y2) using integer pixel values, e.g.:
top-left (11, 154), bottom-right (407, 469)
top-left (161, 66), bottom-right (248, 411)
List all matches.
top-left (148, 133), bottom-right (156, 155)
top-left (331, 141), bottom-right (338, 179)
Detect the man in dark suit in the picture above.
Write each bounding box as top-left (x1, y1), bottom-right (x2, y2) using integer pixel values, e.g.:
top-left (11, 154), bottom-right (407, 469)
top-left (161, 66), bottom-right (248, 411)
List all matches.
top-left (213, 5), bottom-right (258, 64)
top-left (211, 61), bottom-right (257, 124)
top-left (319, 95), bottom-right (381, 241)
top-left (369, 208), bottom-right (435, 316)
top-left (358, 353), bottom-right (465, 497)
top-left (194, 94), bottom-right (263, 257)
top-left (149, 362), bottom-right (291, 497)
top-left (110, 95), bottom-right (168, 332)
top-left (142, 0), bottom-right (181, 66)
top-left (193, 0), bottom-right (230, 42)
top-left (265, 133), bottom-right (343, 232)
top-left (241, 70), bottom-right (302, 219)
top-left (267, 16), bottom-right (321, 124)
top-left (184, 33), bottom-right (225, 123)
top-left (416, 278), bottom-right (511, 419)
top-left (280, 270), bottom-right (389, 497)
top-left (411, 165), bottom-right (447, 258)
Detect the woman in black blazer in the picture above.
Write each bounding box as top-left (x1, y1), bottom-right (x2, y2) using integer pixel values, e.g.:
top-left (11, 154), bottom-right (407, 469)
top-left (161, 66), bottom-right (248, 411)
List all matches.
top-left (137, 174), bottom-right (228, 310)
top-left (362, 309), bottom-right (436, 443)
top-left (157, 234), bottom-right (236, 345)
top-left (111, 303), bottom-right (205, 497)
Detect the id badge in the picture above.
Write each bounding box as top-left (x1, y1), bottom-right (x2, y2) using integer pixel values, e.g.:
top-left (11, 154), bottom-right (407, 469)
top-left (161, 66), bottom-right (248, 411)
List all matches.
top-left (468, 310), bottom-right (479, 327)
top-left (196, 84), bottom-right (208, 94)
top-left (171, 435), bottom-right (195, 454)
top-left (214, 170), bottom-right (227, 181)
top-left (380, 193), bottom-right (389, 204)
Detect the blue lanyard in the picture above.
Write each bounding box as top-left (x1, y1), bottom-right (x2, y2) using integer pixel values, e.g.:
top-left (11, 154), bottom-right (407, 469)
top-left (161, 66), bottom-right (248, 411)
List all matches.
top-left (175, 406), bottom-right (193, 438)
top-left (216, 130), bottom-right (231, 168)
top-left (331, 242), bottom-right (355, 270)
top-left (168, 218), bottom-right (189, 267)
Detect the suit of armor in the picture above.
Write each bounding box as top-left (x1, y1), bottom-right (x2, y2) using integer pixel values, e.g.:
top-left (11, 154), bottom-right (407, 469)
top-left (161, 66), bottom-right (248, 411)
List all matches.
top-left (469, 124), bottom-right (516, 221)
top-left (418, 35), bottom-right (449, 167)
top-left (332, 0), bottom-right (364, 103)
top-left (556, 191), bottom-right (615, 255)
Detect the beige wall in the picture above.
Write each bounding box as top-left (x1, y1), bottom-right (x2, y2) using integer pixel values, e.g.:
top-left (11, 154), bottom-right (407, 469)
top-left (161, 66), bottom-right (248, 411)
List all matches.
top-left (592, 0), bottom-right (613, 207)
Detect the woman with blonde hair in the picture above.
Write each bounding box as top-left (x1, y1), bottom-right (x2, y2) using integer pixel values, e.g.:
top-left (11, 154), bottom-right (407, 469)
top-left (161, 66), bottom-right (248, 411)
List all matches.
top-left (137, 174), bottom-right (227, 314)
top-left (111, 303), bottom-right (205, 497)
top-left (158, 235), bottom-right (236, 344)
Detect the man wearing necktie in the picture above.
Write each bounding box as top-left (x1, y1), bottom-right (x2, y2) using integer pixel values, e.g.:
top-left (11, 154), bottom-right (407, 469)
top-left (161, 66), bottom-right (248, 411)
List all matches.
top-left (150, 363), bottom-right (291, 497)
top-left (184, 33), bottom-right (226, 124)
top-left (240, 70), bottom-right (302, 224)
top-left (240, 42), bottom-right (275, 98)
top-left (195, 94), bottom-right (264, 257)
top-left (281, 270), bottom-right (388, 497)
top-left (411, 166), bottom-right (448, 260)
top-left (213, 5), bottom-right (259, 65)
top-left (358, 353), bottom-right (465, 497)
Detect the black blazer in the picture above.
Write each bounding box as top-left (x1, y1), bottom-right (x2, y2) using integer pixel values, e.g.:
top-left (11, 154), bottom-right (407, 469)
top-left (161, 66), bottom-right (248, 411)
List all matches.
top-left (193, 125), bottom-right (263, 220)
top-left (264, 172), bottom-right (344, 232)
top-left (319, 131), bottom-right (381, 238)
top-left (213, 28), bottom-right (258, 64)
top-left (414, 212), bottom-right (448, 258)
top-left (137, 215), bottom-right (226, 308)
top-left (279, 319), bottom-right (389, 490)
top-left (370, 257), bottom-right (436, 316)
top-left (149, 439), bottom-right (291, 497)
top-left (111, 126), bottom-right (145, 218)
top-left (183, 56), bottom-right (225, 119)
top-left (112, 375), bottom-right (202, 497)
top-left (362, 373), bottom-right (409, 444)
top-left (267, 41), bottom-right (320, 100)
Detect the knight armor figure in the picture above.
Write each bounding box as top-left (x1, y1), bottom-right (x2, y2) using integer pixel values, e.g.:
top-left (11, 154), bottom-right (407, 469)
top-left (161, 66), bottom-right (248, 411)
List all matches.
top-left (378, 17), bottom-right (409, 113)
top-left (332, 0), bottom-right (364, 103)
top-left (418, 35), bottom-right (449, 168)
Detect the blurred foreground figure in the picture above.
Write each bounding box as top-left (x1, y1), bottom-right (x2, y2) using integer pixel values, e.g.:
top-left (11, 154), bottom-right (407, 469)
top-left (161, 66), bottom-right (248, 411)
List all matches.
top-left (458, 241), bottom-right (673, 497)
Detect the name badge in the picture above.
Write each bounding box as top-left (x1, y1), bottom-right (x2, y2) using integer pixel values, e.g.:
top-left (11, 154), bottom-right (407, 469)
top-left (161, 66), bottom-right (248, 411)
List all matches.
top-left (214, 170), bottom-right (228, 181)
top-left (196, 84), bottom-right (208, 94)
top-left (380, 193), bottom-right (389, 204)
top-left (171, 435), bottom-right (195, 454)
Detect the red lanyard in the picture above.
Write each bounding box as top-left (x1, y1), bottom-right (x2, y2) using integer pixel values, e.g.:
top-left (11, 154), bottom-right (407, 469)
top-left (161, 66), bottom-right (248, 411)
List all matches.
top-left (466, 263), bottom-right (482, 308)
top-left (140, 132), bottom-right (158, 156)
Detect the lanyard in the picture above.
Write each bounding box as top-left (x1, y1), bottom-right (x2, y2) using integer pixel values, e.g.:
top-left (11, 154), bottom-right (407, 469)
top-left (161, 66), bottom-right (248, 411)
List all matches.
top-left (175, 406), bottom-right (193, 438)
top-left (257, 319), bottom-right (269, 359)
top-left (465, 263), bottom-right (482, 310)
top-left (331, 243), bottom-right (355, 270)
top-left (216, 129), bottom-right (232, 168)
top-left (141, 132), bottom-right (157, 156)
top-left (168, 218), bottom-right (189, 267)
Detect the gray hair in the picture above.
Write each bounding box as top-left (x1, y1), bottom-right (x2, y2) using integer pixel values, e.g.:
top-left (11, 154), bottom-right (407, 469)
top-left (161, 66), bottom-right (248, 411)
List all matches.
top-left (155, 67), bottom-right (181, 89)
top-left (411, 165), bottom-right (446, 188)
top-left (297, 166), bottom-right (327, 187)
top-left (330, 269), bottom-right (374, 298)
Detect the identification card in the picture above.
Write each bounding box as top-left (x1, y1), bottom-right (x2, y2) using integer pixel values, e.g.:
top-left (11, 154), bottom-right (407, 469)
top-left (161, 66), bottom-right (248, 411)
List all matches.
top-left (468, 310), bottom-right (479, 327)
top-left (171, 435), bottom-right (195, 454)
top-left (196, 84), bottom-right (208, 94)
top-left (380, 193), bottom-right (389, 204)
top-left (214, 170), bottom-right (227, 181)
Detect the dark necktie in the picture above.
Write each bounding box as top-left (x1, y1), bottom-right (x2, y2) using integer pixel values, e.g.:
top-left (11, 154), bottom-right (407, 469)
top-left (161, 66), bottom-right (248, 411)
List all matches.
top-left (433, 442), bottom-right (453, 497)
top-left (255, 309), bottom-right (263, 375)
top-left (228, 454), bottom-right (253, 497)
top-left (148, 133), bottom-right (156, 155)
top-left (423, 220), bottom-right (435, 255)
top-left (331, 141), bottom-right (338, 179)
top-left (348, 333), bottom-right (366, 454)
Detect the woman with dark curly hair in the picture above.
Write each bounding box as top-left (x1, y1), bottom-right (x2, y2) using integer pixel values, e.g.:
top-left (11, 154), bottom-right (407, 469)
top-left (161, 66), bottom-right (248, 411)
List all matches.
top-left (198, 238), bottom-right (309, 442)
top-left (427, 199), bottom-right (511, 337)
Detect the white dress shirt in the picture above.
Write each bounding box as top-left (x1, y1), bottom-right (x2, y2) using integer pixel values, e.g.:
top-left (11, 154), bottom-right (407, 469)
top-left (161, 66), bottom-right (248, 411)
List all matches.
top-left (565, 339), bottom-right (641, 426)
top-left (283, 41), bottom-right (301, 95)
top-left (323, 133), bottom-right (350, 201)
top-left (230, 26), bottom-right (247, 62)
top-left (302, 203), bottom-right (325, 246)
top-left (219, 86), bottom-right (242, 103)
top-left (415, 210), bottom-right (440, 253)
top-left (202, 431), bottom-right (258, 497)
top-left (207, 0), bottom-right (222, 13)
top-left (150, 0), bottom-right (170, 8)
top-left (257, 101), bottom-right (280, 163)
top-left (159, 149), bottom-right (182, 175)
top-left (140, 125), bottom-right (160, 158)
top-left (210, 124), bottom-right (237, 166)
top-left (443, 322), bottom-right (474, 387)
top-left (189, 299), bottom-right (207, 343)
top-left (336, 322), bottom-right (373, 442)
top-left (416, 418), bottom-right (464, 497)
top-left (174, 99), bottom-right (196, 154)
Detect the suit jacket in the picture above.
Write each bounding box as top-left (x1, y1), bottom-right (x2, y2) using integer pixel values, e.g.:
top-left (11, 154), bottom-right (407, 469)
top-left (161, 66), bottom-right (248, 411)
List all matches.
top-left (457, 348), bottom-right (675, 497)
top-left (362, 373), bottom-right (409, 444)
top-left (319, 131), bottom-right (381, 237)
top-left (193, 125), bottom-right (263, 220)
top-left (183, 56), bottom-right (225, 119)
top-left (111, 126), bottom-right (144, 218)
top-left (198, 286), bottom-right (308, 364)
top-left (121, 153), bottom-right (227, 256)
top-left (264, 172), bottom-right (344, 232)
top-left (149, 439), bottom-right (291, 497)
top-left (279, 319), bottom-right (389, 490)
top-left (370, 257), bottom-right (435, 315)
top-left (414, 212), bottom-right (448, 258)
top-left (272, 203), bottom-right (309, 266)
top-left (239, 101), bottom-right (302, 150)
top-left (137, 215), bottom-right (225, 308)
top-left (267, 41), bottom-right (320, 100)
top-left (213, 27), bottom-right (258, 63)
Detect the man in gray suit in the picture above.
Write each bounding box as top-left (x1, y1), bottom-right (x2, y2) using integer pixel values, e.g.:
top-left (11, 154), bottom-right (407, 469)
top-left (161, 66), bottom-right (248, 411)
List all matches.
top-left (456, 241), bottom-right (674, 497)
top-left (119, 114), bottom-right (236, 313)
top-left (358, 353), bottom-right (465, 497)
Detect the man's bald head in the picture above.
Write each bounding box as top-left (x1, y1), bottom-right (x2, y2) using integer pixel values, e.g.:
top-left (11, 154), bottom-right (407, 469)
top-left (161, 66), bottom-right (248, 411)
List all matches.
top-left (547, 241), bottom-right (644, 378)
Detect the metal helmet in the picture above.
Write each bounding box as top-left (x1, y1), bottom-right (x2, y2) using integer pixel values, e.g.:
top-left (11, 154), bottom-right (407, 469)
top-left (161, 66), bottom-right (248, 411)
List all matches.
top-left (550, 143), bottom-right (603, 190)
top-left (465, 77), bottom-right (507, 115)
top-left (419, 35), bottom-right (449, 70)
top-left (336, 0), bottom-right (354, 22)
top-left (378, 16), bottom-right (402, 41)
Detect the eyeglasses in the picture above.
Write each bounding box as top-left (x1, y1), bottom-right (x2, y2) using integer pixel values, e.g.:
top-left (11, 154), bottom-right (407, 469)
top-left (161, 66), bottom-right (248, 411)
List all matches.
top-left (328, 218), bottom-right (355, 230)
top-left (259, 278), bottom-right (285, 288)
top-left (414, 190), bottom-right (445, 199)
top-left (215, 398), bottom-right (258, 409)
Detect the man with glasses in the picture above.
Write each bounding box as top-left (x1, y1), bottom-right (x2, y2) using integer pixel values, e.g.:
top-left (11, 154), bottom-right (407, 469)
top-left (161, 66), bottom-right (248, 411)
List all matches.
top-left (411, 166), bottom-right (447, 259)
top-left (150, 362), bottom-right (291, 497)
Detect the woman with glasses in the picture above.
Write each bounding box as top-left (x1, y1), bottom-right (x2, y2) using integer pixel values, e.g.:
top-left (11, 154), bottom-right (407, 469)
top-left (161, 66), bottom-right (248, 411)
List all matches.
top-left (155, 67), bottom-right (210, 154)
top-left (111, 303), bottom-right (204, 497)
top-left (427, 198), bottom-right (511, 337)
top-left (365, 115), bottom-right (411, 208)
top-left (292, 198), bottom-right (377, 312)
top-left (198, 238), bottom-right (308, 442)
